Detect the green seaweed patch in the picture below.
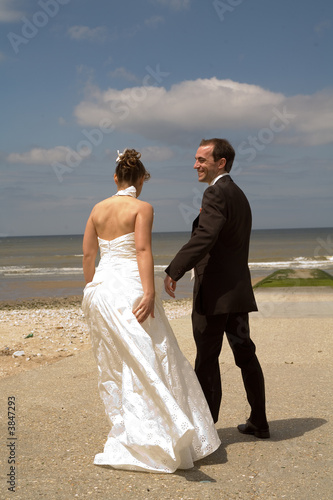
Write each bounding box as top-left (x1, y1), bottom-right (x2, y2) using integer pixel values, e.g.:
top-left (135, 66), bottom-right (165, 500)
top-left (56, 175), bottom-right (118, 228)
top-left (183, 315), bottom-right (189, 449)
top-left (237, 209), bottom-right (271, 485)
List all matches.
top-left (254, 269), bottom-right (333, 288)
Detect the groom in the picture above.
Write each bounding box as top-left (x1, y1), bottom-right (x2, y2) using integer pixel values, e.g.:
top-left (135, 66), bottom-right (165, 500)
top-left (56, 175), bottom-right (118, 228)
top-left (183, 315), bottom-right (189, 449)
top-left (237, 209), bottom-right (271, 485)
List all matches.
top-left (164, 138), bottom-right (269, 438)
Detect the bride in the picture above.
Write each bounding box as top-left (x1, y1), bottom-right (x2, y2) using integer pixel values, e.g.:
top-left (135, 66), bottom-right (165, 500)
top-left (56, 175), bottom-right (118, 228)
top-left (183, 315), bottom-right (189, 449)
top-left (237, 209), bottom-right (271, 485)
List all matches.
top-left (82, 148), bottom-right (220, 473)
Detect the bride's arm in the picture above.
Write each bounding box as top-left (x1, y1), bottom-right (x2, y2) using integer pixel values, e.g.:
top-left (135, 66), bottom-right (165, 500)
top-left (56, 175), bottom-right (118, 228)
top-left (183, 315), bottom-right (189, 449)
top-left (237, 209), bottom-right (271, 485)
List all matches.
top-left (82, 211), bottom-right (99, 284)
top-left (133, 203), bottom-right (155, 323)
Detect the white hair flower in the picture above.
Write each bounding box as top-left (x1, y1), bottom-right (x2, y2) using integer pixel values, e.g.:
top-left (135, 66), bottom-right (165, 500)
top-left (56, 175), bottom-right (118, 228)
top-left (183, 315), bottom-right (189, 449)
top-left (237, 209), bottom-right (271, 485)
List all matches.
top-left (116, 148), bottom-right (128, 162)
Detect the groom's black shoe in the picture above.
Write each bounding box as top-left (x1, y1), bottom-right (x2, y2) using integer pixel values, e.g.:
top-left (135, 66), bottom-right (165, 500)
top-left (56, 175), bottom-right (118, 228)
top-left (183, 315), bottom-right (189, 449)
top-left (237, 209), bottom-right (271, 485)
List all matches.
top-left (237, 420), bottom-right (270, 439)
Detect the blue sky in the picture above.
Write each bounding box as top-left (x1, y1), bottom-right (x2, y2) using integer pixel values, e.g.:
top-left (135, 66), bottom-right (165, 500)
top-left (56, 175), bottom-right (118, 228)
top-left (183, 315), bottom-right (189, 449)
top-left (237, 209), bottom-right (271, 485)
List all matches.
top-left (1, 0), bottom-right (332, 236)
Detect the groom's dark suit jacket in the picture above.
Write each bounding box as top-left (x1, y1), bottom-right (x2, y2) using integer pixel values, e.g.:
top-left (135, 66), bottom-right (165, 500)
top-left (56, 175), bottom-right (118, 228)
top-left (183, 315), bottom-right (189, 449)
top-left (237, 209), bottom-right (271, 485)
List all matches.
top-left (165, 175), bottom-right (257, 316)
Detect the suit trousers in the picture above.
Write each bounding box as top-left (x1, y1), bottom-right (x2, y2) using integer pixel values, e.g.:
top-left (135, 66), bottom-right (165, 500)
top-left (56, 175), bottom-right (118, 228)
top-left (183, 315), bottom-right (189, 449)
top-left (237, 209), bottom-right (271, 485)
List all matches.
top-left (192, 311), bottom-right (268, 427)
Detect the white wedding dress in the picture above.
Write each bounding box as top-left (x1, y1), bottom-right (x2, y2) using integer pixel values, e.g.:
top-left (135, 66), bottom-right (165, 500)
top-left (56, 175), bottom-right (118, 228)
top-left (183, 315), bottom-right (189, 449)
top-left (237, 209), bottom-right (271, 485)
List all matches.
top-left (82, 195), bottom-right (220, 473)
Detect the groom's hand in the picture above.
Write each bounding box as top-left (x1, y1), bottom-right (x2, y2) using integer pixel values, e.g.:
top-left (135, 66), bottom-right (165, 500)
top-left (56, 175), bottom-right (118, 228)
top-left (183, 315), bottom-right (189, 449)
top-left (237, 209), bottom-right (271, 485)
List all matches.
top-left (164, 274), bottom-right (177, 298)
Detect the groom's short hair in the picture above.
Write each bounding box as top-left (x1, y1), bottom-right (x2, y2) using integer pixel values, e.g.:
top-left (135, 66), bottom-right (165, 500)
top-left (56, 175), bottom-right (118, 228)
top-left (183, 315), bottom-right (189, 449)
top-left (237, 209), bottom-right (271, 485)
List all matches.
top-left (200, 138), bottom-right (235, 172)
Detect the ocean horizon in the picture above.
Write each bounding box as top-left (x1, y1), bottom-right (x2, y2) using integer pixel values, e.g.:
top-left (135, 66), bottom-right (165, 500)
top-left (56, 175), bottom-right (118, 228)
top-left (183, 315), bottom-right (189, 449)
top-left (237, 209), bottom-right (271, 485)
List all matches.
top-left (1, 225), bottom-right (332, 238)
top-left (0, 227), bottom-right (332, 301)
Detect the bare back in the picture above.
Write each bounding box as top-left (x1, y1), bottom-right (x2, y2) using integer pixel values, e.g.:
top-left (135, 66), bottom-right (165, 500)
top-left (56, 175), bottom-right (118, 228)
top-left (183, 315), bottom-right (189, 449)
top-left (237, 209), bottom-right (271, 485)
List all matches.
top-left (92, 195), bottom-right (145, 241)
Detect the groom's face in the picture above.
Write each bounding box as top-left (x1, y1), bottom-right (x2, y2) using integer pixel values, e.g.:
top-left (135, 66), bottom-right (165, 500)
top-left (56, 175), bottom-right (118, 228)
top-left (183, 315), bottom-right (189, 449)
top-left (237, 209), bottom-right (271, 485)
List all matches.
top-left (194, 145), bottom-right (223, 184)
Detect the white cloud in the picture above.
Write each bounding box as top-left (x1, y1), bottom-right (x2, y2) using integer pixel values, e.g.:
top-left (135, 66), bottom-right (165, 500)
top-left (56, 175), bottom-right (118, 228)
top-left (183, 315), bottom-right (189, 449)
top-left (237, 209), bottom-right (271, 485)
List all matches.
top-left (68, 25), bottom-right (107, 42)
top-left (109, 67), bottom-right (139, 82)
top-left (152, 0), bottom-right (190, 10)
top-left (74, 78), bottom-right (282, 129)
top-left (73, 77), bottom-right (333, 147)
top-left (0, 0), bottom-right (24, 22)
top-left (7, 146), bottom-right (92, 165)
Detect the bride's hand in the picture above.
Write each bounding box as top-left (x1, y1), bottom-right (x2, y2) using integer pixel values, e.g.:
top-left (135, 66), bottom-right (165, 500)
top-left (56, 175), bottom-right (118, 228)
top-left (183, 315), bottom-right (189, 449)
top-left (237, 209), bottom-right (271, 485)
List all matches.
top-left (133, 294), bottom-right (155, 324)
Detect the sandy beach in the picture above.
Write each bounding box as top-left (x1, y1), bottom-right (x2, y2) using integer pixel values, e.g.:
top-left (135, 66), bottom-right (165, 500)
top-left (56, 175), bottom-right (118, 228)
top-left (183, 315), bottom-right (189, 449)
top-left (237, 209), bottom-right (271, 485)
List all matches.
top-left (0, 274), bottom-right (330, 378)
top-left (0, 285), bottom-right (332, 499)
top-left (0, 296), bottom-right (194, 379)
top-left (0, 276), bottom-right (266, 379)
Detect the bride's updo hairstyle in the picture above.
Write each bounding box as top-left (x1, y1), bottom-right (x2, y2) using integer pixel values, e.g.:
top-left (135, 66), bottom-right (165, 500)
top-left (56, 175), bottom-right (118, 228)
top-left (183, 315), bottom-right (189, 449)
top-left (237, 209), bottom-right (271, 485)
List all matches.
top-left (115, 149), bottom-right (150, 185)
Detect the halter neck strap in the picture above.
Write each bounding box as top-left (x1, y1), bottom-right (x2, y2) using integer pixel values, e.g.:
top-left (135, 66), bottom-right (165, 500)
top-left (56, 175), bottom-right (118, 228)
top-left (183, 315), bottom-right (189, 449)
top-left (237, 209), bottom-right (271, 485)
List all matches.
top-left (115, 186), bottom-right (137, 198)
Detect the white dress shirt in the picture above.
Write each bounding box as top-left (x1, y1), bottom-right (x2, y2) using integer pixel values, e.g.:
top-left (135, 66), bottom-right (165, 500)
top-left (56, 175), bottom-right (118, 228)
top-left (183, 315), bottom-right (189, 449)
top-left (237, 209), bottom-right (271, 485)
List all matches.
top-left (209, 173), bottom-right (229, 186)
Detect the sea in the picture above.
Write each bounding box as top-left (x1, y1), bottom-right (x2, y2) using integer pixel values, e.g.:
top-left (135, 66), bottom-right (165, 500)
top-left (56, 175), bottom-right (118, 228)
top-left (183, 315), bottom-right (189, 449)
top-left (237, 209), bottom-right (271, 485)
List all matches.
top-left (0, 227), bottom-right (332, 302)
